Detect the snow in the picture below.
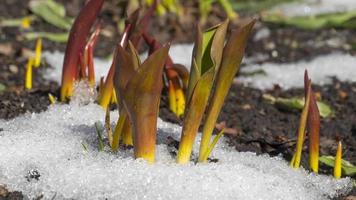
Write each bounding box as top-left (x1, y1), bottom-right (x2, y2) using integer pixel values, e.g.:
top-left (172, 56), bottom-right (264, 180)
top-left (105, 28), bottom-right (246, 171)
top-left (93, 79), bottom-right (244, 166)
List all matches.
top-left (44, 46), bottom-right (356, 91)
top-left (238, 53), bottom-right (356, 90)
top-left (270, 0), bottom-right (356, 17)
top-left (0, 101), bottom-right (352, 199)
top-left (43, 44), bottom-right (194, 85)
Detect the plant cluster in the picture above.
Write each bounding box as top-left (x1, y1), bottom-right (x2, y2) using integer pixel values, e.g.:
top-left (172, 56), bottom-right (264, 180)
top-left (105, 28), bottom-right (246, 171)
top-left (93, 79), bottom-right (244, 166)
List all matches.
top-left (290, 70), bottom-right (343, 179)
top-left (57, 0), bottom-right (347, 182)
top-left (59, 0), bottom-right (255, 164)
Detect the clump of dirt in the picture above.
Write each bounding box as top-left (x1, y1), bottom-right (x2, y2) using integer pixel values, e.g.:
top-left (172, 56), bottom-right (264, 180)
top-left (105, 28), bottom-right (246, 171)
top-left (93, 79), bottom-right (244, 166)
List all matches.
top-left (0, 185), bottom-right (24, 200)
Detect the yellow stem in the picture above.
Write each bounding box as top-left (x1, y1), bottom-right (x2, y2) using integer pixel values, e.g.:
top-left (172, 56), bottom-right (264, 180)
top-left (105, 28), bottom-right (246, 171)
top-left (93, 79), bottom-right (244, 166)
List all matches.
top-left (175, 87), bottom-right (185, 117)
top-left (334, 141), bottom-right (342, 179)
top-left (48, 93), bottom-right (56, 104)
top-left (34, 38), bottom-right (42, 67)
top-left (111, 112), bottom-right (127, 151)
top-left (291, 82), bottom-right (311, 168)
top-left (25, 58), bottom-right (34, 90)
top-left (168, 81), bottom-right (177, 114)
top-left (201, 129), bottom-right (224, 161)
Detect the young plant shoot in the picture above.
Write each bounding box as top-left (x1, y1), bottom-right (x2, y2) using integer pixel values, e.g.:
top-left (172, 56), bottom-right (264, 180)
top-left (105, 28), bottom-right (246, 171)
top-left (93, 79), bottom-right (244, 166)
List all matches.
top-left (334, 141), bottom-right (342, 179)
top-left (34, 38), bottom-right (42, 68)
top-left (177, 19), bottom-right (256, 164)
top-left (60, 0), bottom-right (104, 101)
top-left (290, 79), bottom-right (312, 169)
top-left (25, 58), bottom-right (34, 90)
top-left (304, 71), bottom-right (320, 173)
top-left (198, 20), bottom-right (255, 162)
top-left (176, 20), bottom-right (229, 164)
top-left (291, 70), bottom-right (321, 171)
top-left (113, 42), bottom-right (170, 163)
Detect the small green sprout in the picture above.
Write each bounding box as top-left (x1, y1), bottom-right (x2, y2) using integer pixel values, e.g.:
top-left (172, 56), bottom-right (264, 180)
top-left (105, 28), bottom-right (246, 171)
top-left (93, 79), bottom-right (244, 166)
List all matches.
top-left (95, 122), bottom-right (105, 152)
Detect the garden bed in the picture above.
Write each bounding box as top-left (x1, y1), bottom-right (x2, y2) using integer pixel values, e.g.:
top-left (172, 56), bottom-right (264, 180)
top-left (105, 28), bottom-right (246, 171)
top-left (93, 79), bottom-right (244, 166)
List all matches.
top-left (1, 0), bottom-right (356, 199)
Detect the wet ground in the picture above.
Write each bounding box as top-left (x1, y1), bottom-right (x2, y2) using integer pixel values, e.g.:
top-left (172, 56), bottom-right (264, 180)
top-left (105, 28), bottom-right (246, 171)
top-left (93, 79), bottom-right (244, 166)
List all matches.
top-left (1, 0), bottom-right (356, 199)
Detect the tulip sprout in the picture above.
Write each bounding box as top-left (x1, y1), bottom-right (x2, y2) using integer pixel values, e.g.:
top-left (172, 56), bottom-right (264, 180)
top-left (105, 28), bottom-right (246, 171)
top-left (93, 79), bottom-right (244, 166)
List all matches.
top-left (334, 141), bottom-right (342, 179)
top-left (290, 70), bottom-right (321, 173)
top-left (25, 58), bottom-right (34, 90)
top-left (59, 0), bottom-right (257, 164)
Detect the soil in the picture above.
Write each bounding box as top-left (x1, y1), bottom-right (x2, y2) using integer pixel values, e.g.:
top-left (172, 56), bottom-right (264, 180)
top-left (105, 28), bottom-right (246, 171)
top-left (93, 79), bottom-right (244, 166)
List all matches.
top-left (1, 0), bottom-right (356, 199)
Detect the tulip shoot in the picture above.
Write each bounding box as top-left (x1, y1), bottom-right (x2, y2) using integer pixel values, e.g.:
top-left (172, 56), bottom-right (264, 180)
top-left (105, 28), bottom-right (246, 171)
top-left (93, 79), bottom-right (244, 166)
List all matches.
top-left (304, 71), bottom-right (320, 173)
top-left (290, 80), bottom-right (311, 169)
top-left (25, 58), bottom-right (34, 90)
top-left (114, 43), bottom-right (169, 162)
top-left (60, 0), bottom-right (104, 101)
top-left (334, 141), bottom-right (342, 179)
top-left (198, 20), bottom-right (255, 162)
top-left (34, 38), bottom-right (42, 67)
top-left (48, 93), bottom-right (56, 104)
top-left (177, 20), bottom-right (229, 164)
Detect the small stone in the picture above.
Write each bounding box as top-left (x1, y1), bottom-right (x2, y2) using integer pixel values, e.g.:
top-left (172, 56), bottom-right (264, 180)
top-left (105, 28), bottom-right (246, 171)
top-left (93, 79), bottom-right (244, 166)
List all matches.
top-left (271, 50), bottom-right (278, 58)
top-left (9, 65), bottom-right (18, 74)
top-left (241, 104), bottom-right (252, 110)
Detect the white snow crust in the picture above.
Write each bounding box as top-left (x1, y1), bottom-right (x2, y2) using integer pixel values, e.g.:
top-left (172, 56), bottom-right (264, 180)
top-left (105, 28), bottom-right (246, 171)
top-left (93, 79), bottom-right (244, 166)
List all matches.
top-left (44, 47), bottom-right (356, 90)
top-left (43, 44), bottom-right (194, 85)
top-left (0, 102), bottom-right (352, 200)
top-left (270, 0), bottom-right (356, 17)
top-left (238, 53), bottom-right (356, 90)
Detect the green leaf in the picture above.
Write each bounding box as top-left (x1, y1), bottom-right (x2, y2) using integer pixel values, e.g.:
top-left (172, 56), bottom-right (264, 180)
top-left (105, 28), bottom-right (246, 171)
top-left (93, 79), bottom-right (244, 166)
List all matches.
top-left (263, 11), bottom-right (356, 29)
top-left (233, 0), bottom-right (299, 12)
top-left (29, 0), bottom-right (73, 30)
top-left (24, 32), bottom-right (68, 43)
top-left (263, 94), bottom-right (333, 118)
top-left (187, 20), bottom-right (228, 102)
top-left (0, 83), bottom-right (6, 94)
top-left (95, 122), bottom-right (105, 152)
top-left (319, 155), bottom-right (356, 176)
top-left (0, 16), bottom-right (35, 27)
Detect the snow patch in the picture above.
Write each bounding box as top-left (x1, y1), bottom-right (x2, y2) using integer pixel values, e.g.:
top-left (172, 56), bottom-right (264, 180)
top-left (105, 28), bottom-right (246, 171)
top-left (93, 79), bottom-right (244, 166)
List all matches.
top-left (238, 53), bottom-right (356, 90)
top-left (270, 0), bottom-right (356, 17)
top-left (0, 103), bottom-right (352, 199)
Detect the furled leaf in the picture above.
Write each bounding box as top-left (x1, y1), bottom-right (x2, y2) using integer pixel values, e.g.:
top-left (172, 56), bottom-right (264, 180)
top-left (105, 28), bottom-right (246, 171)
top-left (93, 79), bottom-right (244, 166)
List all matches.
top-left (117, 45), bottom-right (169, 163)
top-left (177, 69), bottom-right (215, 164)
top-left (177, 20), bottom-right (228, 164)
top-left (304, 71), bottom-right (320, 173)
top-left (290, 81), bottom-right (311, 168)
top-left (29, 0), bottom-right (73, 30)
top-left (198, 19), bottom-right (255, 162)
top-left (187, 20), bottom-right (228, 102)
top-left (319, 155), bottom-right (356, 177)
top-left (60, 0), bottom-right (104, 101)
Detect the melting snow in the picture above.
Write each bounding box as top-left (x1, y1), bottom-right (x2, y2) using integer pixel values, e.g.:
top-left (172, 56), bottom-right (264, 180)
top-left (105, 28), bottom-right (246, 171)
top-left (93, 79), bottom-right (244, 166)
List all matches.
top-left (44, 47), bottom-right (356, 90)
top-left (238, 53), bottom-right (356, 90)
top-left (0, 103), bottom-right (352, 199)
top-left (270, 0), bottom-right (356, 17)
